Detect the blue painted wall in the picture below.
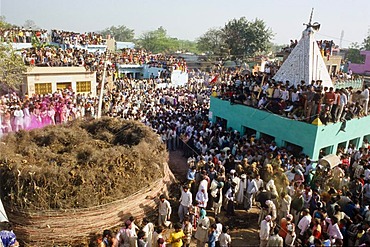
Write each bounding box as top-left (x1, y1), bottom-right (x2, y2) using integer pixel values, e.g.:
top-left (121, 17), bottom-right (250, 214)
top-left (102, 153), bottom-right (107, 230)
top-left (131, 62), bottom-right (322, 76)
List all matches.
top-left (210, 97), bottom-right (370, 159)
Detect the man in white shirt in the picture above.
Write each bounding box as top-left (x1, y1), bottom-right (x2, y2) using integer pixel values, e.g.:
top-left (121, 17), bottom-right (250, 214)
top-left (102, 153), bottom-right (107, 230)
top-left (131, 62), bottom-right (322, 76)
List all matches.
top-left (178, 185), bottom-right (192, 222)
top-left (142, 218), bottom-right (154, 247)
top-left (236, 174), bottom-right (247, 206)
top-left (219, 226), bottom-right (232, 247)
top-left (246, 175), bottom-right (258, 211)
top-left (326, 216), bottom-right (343, 244)
top-left (13, 105), bottom-right (24, 132)
top-left (297, 208), bottom-right (312, 237)
top-left (158, 194), bottom-right (172, 228)
top-left (336, 89), bottom-right (348, 122)
top-left (278, 192), bottom-right (292, 222)
top-left (196, 188), bottom-right (208, 209)
top-left (259, 215), bottom-right (272, 247)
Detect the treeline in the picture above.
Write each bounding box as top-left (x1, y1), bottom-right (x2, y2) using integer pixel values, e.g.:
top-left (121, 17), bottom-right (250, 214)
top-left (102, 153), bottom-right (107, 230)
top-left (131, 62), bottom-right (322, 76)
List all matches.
top-left (98, 17), bottom-right (274, 58)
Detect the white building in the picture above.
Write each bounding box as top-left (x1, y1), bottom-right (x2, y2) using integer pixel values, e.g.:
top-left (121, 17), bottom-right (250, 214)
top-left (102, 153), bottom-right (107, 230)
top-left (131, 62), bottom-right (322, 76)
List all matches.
top-left (22, 67), bottom-right (97, 96)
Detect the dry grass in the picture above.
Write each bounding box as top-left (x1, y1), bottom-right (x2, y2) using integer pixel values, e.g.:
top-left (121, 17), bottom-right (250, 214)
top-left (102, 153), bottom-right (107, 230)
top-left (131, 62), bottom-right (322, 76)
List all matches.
top-left (0, 117), bottom-right (168, 210)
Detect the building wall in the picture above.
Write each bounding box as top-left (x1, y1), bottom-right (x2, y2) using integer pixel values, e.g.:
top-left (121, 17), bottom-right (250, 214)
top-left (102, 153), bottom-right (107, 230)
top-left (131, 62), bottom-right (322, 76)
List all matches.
top-left (324, 55), bottom-right (342, 75)
top-left (210, 97), bottom-right (318, 157)
top-left (316, 118), bottom-right (370, 157)
top-left (22, 67), bottom-right (96, 96)
top-left (210, 97), bottom-right (370, 159)
top-left (117, 64), bottom-right (166, 79)
top-left (348, 50), bottom-right (370, 74)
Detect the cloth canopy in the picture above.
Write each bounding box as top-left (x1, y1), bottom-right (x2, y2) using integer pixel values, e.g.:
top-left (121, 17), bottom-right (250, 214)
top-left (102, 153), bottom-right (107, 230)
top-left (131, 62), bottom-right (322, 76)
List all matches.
top-left (319, 154), bottom-right (341, 169)
top-left (0, 197), bottom-right (8, 222)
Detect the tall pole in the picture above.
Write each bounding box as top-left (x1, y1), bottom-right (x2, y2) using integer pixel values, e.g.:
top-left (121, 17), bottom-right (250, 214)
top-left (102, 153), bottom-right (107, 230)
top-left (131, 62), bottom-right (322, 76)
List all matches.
top-left (97, 54), bottom-right (109, 119)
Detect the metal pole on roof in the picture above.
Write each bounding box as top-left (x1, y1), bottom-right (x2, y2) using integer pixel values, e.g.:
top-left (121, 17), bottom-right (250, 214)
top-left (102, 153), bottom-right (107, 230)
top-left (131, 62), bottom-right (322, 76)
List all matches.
top-left (97, 54), bottom-right (109, 119)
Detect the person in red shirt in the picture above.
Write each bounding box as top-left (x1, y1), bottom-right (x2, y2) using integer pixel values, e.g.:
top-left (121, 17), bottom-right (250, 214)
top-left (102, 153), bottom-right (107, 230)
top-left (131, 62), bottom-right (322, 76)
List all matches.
top-left (324, 87), bottom-right (335, 109)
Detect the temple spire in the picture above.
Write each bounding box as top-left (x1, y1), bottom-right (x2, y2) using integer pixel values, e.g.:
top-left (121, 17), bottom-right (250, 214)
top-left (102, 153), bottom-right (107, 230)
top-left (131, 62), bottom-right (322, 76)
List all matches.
top-left (308, 8), bottom-right (314, 26)
top-left (303, 8), bottom-right (320, 31)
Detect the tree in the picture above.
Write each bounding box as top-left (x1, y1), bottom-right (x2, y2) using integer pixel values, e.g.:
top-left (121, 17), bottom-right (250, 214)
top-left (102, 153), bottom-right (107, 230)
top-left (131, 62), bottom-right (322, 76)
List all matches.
top-left (0, 16), bottom-right (13, 29)
top-left (346, 42), bottom-right (364, 64)
top-left (138, 27), bottom-right (178, 53)
top-left (177, 40), bottom-right (199, 54)
top-left (99, 25), bottom-right (134, 41)
top-left (0, 44), bottom-right (27, 89)
top-left (196, 28), bottom-right (225, 55)
top-left (23, 19), bottom-right (39, 30)
top-left (222, 17), bottom-right (273, 58)
top-left (362, 32), bottom-right (370, 51)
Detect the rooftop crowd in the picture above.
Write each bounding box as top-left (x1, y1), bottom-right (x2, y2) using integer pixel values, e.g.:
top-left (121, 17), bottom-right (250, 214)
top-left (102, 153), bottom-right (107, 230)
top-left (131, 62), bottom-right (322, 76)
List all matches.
top-left (0, 27), bottom-right (48, 44)
top-left (212, 68), bottom-right (369, 124)
top-left (1, 64), bottom-right (370, 247)
top-left (0, 26), bottom-right (103, 46)
top-left (51, 30), bottom-right (105, 46)
top-left (21, 46), bottom-right (187, 69)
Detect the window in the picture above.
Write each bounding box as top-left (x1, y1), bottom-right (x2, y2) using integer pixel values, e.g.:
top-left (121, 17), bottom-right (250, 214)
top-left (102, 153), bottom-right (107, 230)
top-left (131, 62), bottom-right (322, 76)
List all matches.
top-left (57, 82), bottom-right (72, 90)
top-left (76, 81), bottom-right (91, 93)
top-left (34, 83), bottom-right (52, 95)
top-left (260, 132), bottom-right (275, 144)
top-left (349, 138), bottom-right (360, 150)
top-left (242, 126), bottom-right (256, 137)
top-left (285, 141), bottom-right (303, 156)
top-left (320, 146), bottom-right (333, 157)
top-left (337, 141), bottom-right (347, 154)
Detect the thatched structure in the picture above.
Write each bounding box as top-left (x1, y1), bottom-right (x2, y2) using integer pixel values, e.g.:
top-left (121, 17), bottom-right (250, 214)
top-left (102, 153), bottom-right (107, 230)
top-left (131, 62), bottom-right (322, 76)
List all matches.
top-left (0, 118), bottom-right (175, 245)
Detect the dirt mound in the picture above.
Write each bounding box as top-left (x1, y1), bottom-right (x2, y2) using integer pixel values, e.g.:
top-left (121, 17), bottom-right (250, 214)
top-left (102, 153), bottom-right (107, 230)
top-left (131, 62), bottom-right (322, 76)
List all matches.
top-left (0, 117), bottom-right (168, 210)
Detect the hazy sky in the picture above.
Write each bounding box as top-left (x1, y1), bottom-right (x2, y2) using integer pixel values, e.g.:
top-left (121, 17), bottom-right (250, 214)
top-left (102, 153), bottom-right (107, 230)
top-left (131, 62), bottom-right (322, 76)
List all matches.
top-left (1, 0), bottom-right (369, 47)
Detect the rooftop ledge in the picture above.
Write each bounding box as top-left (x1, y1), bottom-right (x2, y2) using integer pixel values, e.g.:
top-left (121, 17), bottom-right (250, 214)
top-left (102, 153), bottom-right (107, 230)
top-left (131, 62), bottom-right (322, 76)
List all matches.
top-left (210, 96), bottom-right (369, 127)
top-left (210, 96), bottom-right (370, 159)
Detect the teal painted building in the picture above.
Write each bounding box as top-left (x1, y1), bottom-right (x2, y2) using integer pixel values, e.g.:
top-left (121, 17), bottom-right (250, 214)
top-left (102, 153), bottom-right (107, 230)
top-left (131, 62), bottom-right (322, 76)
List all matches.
top-left (210, 97), bottom-right (370, 160)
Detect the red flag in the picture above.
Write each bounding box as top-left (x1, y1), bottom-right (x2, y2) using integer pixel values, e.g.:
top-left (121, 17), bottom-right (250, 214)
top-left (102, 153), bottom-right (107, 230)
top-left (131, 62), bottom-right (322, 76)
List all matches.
top-left (210, 75), bottom-right (218, 84)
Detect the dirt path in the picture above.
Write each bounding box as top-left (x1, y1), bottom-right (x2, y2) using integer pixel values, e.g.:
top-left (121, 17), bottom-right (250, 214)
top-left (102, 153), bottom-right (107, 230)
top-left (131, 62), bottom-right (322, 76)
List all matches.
top-left (167, 150), bottom-right (260, 247)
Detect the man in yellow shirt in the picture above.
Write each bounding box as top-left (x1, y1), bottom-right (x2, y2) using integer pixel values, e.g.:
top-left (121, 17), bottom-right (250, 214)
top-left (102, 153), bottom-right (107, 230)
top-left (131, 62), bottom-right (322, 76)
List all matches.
top-left (167, 223), bottom-right (185, 247)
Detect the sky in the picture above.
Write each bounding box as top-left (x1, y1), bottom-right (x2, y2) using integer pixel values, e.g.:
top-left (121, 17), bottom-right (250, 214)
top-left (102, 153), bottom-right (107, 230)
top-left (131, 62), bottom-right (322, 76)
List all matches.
top-left (1, 0), bottom-right (370, 48)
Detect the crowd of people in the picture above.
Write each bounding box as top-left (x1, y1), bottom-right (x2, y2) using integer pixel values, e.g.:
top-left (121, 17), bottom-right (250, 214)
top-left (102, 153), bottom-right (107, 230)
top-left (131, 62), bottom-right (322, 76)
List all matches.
top-left (21, 45), bottom-right (188, 71)
top-left (91, 69), bottom-right (370, 247)
top-left (213, 70), bottom-right (369, 124)
top-left (19, 45), bottom-right (187, 87)
top-left (50, 30), bottom-right (105, 46)
top-left (0, 27), bottom-right (48, 44)
top-left (0, 27), bottom-right (104, 46)
top-left (2, 61), bottom-right (370, 247)
top-left (114, 49), bottom-right (188, 71)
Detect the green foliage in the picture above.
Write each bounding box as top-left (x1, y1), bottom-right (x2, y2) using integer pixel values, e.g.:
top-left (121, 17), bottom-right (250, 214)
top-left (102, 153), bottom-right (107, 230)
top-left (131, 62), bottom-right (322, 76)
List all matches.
top-left (346, 42), bottom-right (365, 64)
top-left (196, 28), bottom-right (225, 55)
top-left (138, 26), bottom-right (179, 53)
top-left (363, 33), bottom-right (370, 51)
top-left (222, 17), bottom-right (273, 58)
top-left (269, 43), bottom-right (286, 54)
top-left (177, 39), bottom-right (199, 54)
top-left (0, 43), bottom-right (27, 88)
top-left (0, 16), bottom-right (13, 29)
top-left (99, 25), bottom-right (135, 42)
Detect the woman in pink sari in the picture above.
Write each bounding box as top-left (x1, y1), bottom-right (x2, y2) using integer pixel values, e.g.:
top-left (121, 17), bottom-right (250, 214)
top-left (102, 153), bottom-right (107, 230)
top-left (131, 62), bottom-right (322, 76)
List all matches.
top-left (60, 103), bottom-right (68, 123)
top-left (2, 109), bottom-right (12, 133)
top-left (40, 106), bottom-right (49, 127)
top-left (30, 104), bottom-right (42, 129)
top-left (23, 103), bottom-right (32, 130)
